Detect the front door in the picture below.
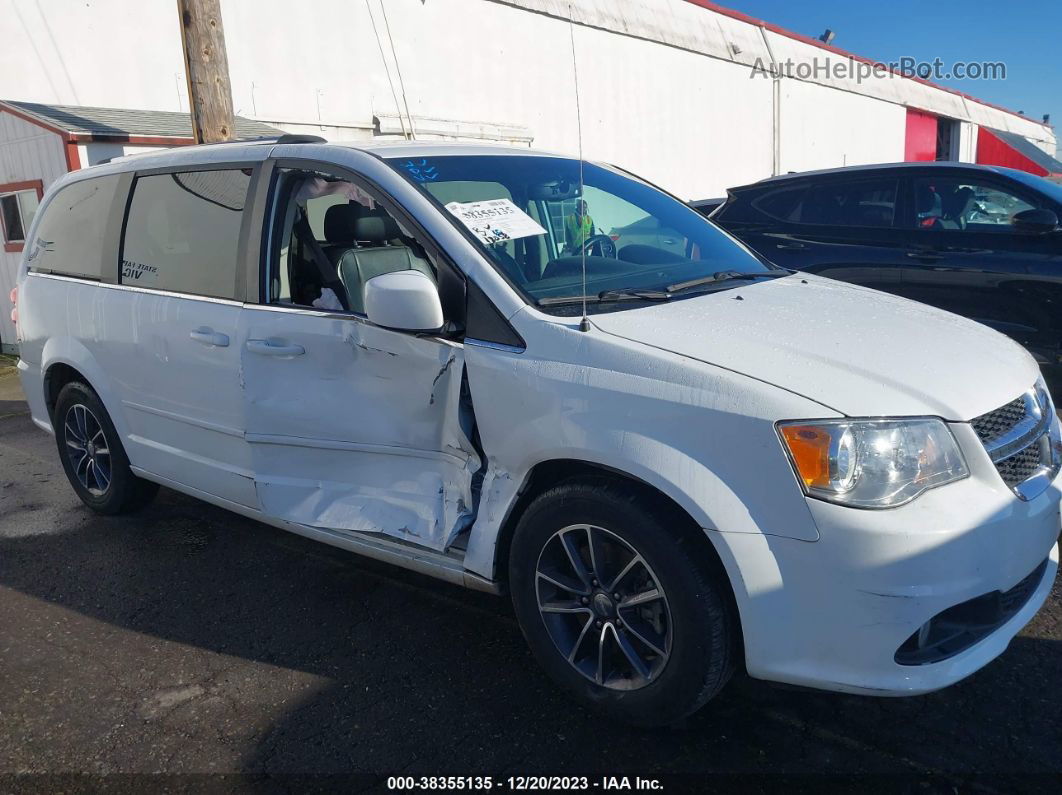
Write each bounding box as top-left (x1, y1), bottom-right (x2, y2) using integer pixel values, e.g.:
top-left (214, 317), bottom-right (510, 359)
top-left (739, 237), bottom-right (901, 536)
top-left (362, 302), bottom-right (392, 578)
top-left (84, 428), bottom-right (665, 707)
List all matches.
top-left (237, 163), bottom-right (479, 551)
top-left (896, 173), bottom-right (1060, 356)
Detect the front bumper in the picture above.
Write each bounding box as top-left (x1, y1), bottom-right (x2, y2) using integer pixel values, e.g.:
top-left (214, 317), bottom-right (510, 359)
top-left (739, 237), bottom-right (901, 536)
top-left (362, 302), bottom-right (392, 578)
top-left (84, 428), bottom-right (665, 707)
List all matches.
top-left (712, 462), bottom-right (1061, 696)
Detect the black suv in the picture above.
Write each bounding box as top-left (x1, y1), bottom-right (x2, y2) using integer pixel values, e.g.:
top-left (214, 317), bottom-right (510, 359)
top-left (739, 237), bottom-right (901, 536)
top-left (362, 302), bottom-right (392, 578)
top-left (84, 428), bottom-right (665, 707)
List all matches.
top-left (702, 163), bottom-right (1062, 391)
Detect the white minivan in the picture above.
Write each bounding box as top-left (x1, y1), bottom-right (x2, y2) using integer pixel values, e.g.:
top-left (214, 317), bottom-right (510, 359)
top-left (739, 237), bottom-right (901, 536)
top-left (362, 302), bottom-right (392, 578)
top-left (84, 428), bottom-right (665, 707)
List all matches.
top-left (12, 138), bottom-right (1061, 725)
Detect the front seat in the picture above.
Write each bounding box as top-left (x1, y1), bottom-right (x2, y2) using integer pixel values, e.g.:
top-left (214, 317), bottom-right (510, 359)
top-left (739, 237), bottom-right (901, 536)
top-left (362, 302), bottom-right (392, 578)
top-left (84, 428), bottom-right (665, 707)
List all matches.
top-left (322, 203), bottom-right (364, 264)
top-left (941, 186), bottom-right (975, 229)
top-left (915, 185), bottom-right (943, 229)
top-left (338, 209), bottom-right (435, 314)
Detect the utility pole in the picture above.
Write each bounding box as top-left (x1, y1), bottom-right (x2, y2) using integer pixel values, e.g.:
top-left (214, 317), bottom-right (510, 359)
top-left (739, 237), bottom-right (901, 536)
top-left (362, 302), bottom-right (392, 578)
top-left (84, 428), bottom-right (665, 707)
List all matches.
top-left (177, 0), bottom-right (235, 143)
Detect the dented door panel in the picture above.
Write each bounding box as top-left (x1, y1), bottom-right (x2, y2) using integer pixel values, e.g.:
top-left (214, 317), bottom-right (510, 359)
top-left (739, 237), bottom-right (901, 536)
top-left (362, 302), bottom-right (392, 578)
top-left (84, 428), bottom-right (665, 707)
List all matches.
top-left (238, 305), bottom-right (479, 551)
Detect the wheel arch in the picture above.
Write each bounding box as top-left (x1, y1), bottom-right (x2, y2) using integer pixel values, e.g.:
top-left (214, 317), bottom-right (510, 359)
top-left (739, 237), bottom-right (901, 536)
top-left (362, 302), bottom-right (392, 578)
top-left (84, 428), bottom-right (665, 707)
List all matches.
top-left (488, 457), bottom-right (744, 658)
top-left (44, 362), bottom-right (88, 417)
top-left (39, 337), bottom-right (128, 438)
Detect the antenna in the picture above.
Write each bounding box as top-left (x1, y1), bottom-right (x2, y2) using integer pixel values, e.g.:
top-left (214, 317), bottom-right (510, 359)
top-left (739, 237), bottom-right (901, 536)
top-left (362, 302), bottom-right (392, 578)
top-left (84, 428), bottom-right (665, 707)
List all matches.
top-left (568, 3), bottom-right (590, 332)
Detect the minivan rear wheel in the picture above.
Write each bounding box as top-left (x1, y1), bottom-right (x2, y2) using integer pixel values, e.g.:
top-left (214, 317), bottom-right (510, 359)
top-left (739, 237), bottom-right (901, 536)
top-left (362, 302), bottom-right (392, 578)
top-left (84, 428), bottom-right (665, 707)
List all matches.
top-left (509, 479), bottom-right (734, 726)
top-left (53, 382), bottom-right (158, 514)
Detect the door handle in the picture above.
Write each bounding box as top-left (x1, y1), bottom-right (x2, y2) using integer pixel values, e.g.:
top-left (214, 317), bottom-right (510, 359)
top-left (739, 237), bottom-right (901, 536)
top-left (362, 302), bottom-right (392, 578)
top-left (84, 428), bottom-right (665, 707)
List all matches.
top-left (189, 328), bottom-right (230, 347)
top-left (246, 339), bottom-right (305, 357)
top-left (905, 250), bottom-right (945, 261)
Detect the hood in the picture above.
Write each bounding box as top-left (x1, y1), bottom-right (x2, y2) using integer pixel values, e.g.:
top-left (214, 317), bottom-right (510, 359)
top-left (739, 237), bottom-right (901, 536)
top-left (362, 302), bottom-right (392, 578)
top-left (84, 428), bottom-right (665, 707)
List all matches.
top-left (591, 274), bottom-right (1039, 421)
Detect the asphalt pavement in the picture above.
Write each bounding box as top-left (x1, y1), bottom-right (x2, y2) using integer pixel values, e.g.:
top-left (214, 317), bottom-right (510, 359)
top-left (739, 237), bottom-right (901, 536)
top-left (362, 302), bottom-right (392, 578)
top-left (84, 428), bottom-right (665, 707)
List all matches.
top-left (1, 368), bottom-right (1060, 792)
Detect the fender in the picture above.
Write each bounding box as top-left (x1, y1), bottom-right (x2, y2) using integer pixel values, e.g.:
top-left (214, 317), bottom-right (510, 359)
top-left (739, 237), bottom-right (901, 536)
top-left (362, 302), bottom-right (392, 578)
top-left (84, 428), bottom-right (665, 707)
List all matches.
top-left (39, 335), bottom-right (131, 441)
top-left (461, 318), bottom-right (837, 580)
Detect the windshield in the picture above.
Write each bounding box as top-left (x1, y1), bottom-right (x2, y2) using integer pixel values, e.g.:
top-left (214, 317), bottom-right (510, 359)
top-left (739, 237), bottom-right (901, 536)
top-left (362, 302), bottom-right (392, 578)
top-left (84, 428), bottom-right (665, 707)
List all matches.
top-left (386, 154), bottom-right (775, 313)
top-left (1004, 168), bottom-right (1062, 207)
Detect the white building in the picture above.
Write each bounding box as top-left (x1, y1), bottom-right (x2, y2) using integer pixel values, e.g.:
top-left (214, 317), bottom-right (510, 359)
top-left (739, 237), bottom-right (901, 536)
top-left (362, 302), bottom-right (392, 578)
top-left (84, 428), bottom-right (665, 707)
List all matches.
top-left (0, 0), bottom-right (1057, 350)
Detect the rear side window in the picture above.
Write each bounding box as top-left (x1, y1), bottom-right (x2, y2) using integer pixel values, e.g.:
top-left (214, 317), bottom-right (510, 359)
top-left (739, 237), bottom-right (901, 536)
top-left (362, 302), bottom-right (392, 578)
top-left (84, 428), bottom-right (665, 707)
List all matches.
top-left (121, 169), bottom-right (251, 299)
top-left (29, 175), bottom-right (122, 278)
top-left (764, 179), bottom-right (898, 228)
top-left (753, 186), bottom-right (808, 222)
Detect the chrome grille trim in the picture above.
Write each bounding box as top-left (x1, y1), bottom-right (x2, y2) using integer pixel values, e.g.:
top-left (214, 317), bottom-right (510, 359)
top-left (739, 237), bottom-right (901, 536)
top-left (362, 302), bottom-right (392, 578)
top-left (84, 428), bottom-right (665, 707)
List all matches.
top-left (975, 389), bottom-right (1049, 463)
top-left (971, 382), bottom-right (1061, 501)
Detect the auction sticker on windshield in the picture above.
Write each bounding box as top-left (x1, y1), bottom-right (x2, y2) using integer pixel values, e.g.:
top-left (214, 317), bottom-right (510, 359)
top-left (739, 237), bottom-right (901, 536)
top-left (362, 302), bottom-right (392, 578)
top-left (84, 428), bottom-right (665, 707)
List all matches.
top-left (446, 199), bottom-right (546, 245)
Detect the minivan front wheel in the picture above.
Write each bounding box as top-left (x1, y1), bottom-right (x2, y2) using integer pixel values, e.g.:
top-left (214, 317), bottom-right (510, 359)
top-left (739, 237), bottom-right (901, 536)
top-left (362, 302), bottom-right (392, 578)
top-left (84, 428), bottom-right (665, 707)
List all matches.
top-left (53, 382), bottom-right (158, 514)
top-left (509, 480), bottom-right (734, 726)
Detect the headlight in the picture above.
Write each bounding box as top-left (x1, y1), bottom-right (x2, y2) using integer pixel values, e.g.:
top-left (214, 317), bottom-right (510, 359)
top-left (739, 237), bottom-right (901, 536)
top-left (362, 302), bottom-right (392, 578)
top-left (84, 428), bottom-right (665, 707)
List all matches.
top-left (778, 418), bottom-right (968, 508)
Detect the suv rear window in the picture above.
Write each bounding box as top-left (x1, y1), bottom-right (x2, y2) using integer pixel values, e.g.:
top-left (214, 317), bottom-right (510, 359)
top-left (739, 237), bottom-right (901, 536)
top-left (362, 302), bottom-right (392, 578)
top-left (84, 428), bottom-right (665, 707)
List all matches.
top-left (29, 175), bottom-right (122, 279)
top-left (121, 169), bottom-right (251, 299)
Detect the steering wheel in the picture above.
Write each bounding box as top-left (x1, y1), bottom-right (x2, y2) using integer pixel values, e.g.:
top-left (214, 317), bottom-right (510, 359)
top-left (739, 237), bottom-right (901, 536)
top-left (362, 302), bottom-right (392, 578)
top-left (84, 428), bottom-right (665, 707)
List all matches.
top-left (580, 234), bottom-right (618, 258)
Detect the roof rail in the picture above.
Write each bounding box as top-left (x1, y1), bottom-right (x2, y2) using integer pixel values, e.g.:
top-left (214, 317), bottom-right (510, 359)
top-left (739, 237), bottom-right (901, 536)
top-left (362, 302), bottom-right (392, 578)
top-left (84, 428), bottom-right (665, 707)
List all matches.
top-left (194, 133), bottom-right (327, 146)
top-left (275, 134), bottom-right (327, 144)
top-left (91, 133), bottom-right (329, 164)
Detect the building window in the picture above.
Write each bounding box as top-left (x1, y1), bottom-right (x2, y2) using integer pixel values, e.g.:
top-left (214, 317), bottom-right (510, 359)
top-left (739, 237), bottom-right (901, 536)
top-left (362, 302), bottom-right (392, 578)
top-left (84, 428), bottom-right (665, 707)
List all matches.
top-left (1, 181), bottom-right (43, 253)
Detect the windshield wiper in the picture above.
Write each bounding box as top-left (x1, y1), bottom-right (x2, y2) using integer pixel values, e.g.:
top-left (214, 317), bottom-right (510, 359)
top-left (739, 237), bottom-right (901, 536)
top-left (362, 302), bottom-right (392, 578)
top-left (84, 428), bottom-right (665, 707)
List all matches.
top-left (537, 271), bottom-right (786, 307)
top-left (667, 270), bottom-right (788, 293)
top-left (537, 289), bottom-right (670, 307)
top-left (597, 288), bottom-right (672, 301)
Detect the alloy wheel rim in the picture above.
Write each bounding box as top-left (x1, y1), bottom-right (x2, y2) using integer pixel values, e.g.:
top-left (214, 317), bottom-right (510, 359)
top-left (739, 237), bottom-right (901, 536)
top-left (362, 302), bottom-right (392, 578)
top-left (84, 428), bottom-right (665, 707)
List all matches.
top-left (64, 404), bottom-right (112, 496)
top-left (535, 523), bottom-right (672, 691)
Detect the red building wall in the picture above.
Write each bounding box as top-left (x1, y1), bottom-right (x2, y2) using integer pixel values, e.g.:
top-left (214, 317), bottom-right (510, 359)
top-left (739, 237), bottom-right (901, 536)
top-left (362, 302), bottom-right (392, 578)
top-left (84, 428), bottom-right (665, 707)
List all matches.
top-left (975, 128), bottom-right (1049, 177)
top-left (905, 109), bottom-right (938, 161)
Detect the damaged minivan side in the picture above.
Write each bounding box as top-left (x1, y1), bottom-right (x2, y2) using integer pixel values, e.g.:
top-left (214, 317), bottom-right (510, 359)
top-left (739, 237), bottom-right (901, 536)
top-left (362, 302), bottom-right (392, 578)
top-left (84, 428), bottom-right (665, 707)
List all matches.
top-left (14, 139), bottom-right (1061, 726)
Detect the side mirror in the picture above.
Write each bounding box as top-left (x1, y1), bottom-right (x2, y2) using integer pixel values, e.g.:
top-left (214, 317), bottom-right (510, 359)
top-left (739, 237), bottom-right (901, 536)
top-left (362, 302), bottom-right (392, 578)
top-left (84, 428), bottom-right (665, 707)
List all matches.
top-left (1012, 208), bottom-right (1059, 234)
top-left (363, 270), bottom-right (444, 332)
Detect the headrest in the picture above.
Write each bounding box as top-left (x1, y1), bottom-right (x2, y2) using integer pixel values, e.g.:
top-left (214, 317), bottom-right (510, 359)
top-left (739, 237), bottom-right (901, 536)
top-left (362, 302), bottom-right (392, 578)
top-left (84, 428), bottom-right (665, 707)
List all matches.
top-left (324, 203), bottom-right (364, 244)
top-left (949, 186), bottom-right (975, 210)
top-left (353, 211), bottom-right (400, 243)
top-left (915, 185), bottom-right (941, 215)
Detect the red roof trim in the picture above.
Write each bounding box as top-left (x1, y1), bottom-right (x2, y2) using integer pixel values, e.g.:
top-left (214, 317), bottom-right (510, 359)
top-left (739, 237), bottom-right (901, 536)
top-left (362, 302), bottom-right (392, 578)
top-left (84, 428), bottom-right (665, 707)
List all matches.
top-left (0, 104), bottom-right (199, 147)
top-left (684, 0), bottom-right (1050, 129)
top-left (69, 133), bottom-right (196, 146)
top-left (64, 141), bottom-right (81, 172)
top-left (0, 102), bottom-right (72, 140)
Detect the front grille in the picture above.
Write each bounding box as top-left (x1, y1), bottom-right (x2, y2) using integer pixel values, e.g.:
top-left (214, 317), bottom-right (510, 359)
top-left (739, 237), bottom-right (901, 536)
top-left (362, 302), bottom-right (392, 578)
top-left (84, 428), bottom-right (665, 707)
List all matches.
top-left (971, 384), bottom-right (1058, 497)
top-left (996, 442), bottom-right (1045, 488)
top-left (972, 395), bottom-right (1026, 445)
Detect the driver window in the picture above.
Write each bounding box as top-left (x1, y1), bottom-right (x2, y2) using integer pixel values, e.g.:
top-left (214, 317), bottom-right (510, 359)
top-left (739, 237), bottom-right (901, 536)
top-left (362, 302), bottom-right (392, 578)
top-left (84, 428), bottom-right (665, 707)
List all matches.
top-left (269, 168), bottom-right (438, 315)
top-left (912, 177), bottom-right (1037, 232)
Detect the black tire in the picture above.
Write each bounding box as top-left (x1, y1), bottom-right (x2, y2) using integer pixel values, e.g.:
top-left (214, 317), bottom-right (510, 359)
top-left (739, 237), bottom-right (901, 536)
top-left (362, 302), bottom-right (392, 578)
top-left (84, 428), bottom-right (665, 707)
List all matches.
top-left (53, 381), bottom-right (159, 514)
top-left (509, 479), bottom-right (734, 727)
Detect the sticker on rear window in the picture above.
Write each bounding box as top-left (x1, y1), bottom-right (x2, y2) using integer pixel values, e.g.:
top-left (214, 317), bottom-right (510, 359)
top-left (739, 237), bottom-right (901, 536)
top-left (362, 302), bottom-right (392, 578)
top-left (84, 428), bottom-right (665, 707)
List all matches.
top-left (445, 199), bottom-right (546, 245)
top-left (121, 259), bottom-right (159, 286)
